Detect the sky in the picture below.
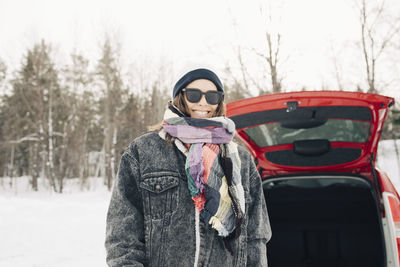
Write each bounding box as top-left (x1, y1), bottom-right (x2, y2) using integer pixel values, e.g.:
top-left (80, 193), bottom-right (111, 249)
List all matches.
top-left (0, 0), bottom-right (399, 98)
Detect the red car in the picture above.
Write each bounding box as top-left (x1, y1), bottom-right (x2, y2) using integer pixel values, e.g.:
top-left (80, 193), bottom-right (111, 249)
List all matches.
top-left (227, 91), bottom-right (399, 267)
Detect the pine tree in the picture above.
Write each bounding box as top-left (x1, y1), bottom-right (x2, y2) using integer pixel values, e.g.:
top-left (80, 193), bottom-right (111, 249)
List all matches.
top-left (3, 40), bottom-right (62, 191)
top-left (0, 58), bottom-right (8, 177)
top-left (96, 36), bottom-right (125, 190)
top-left (62, 52), bottom-right (96, 189)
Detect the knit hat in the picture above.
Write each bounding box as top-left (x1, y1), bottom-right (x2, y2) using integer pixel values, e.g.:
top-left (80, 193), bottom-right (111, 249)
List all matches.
top-left (172, 68), bottom-right (224, 98)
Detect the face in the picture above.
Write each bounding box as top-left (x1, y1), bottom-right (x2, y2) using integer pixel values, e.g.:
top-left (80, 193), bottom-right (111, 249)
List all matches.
top-left (183, 79), bottom-right (218, 119)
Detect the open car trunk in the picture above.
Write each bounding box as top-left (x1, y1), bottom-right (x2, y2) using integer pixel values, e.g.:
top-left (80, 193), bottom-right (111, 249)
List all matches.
top-left (263, 175), bottom-right (385, 267)
top-left (226, 91), bottom-right (397, 265)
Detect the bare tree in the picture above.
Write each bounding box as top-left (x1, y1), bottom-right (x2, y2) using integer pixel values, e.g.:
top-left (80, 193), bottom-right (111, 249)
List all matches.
top-left (254, 3), bottom-right (282, 94)
top-left (222, 64), bottom-right (252, 102)
top-left (228, 1), bottom-right (285, 96)
top-left (328, 42), bottom-right (345, 91)
top-left (355, 0), bottom-right (400, 93)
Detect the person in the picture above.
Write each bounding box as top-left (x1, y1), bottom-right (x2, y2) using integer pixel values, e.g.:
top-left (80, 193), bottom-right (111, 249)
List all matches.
top-left (105, 67), bottom-right (271, 267)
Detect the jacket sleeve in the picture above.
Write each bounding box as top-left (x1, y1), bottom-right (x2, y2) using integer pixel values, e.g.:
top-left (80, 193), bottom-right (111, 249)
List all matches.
top-left (246, 160), bottom-right (272, 267)
top-left (105, 149), bottom-right (146, 267)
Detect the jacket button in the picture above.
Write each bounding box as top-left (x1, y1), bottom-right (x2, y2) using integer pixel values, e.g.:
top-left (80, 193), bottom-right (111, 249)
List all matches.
top-left (155, 184), bottom-right (161, 190)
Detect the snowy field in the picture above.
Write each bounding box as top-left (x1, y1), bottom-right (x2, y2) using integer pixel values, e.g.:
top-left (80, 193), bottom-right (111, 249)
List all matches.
top-left (0, 178), bottom-right (111, 267)
top-left (0, 139), bottom-right (399, 267)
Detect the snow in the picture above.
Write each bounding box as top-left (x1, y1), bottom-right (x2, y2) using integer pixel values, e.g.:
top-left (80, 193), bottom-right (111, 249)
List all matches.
top-left (0, 178), bottom-right (111, 267)
top-left (377, 139), bottom-right (400, 191)
top-left (0, 140), bottom-right (399, 267)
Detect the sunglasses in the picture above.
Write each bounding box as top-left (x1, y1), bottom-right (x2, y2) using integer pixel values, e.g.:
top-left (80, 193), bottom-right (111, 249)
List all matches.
top-left (182, 88), bottom-right (224, 105)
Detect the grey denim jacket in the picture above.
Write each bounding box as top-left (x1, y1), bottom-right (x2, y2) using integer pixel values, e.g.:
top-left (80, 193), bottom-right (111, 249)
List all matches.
top-left (105, 132), bottom-right (271, 267)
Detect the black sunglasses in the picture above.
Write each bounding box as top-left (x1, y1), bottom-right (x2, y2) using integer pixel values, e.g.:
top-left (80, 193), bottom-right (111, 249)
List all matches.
top-left (182, 88), bottom-right (224, 105)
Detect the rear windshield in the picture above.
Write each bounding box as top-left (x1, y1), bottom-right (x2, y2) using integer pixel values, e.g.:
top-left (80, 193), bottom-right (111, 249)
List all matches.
top-left (243, 119), bottom-right (371, 147)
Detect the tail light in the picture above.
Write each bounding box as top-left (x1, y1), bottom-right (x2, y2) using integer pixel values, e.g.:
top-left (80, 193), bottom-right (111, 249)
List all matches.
top-left (383, 192), bottom-right (400, 266)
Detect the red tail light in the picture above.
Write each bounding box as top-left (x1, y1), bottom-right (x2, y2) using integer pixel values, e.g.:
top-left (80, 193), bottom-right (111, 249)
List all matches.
top-left (383, 192), bottom-right (400, 265)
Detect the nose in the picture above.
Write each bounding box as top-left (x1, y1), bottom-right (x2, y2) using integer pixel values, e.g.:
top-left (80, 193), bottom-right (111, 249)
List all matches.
top-left (198, 94), bottom-right (208, 105)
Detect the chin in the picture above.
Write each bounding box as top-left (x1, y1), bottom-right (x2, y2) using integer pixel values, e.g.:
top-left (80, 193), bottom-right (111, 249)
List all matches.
top-left (190, 111), bottom-right (214, 119)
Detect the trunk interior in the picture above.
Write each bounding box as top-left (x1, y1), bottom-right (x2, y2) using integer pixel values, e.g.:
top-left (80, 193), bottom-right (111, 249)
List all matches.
top-left (263, 175), bottom-right (385, 267)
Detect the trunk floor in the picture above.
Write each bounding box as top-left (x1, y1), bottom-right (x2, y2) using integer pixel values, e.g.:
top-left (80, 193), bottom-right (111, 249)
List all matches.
top-left (264, 182), bottom-right (384, 267)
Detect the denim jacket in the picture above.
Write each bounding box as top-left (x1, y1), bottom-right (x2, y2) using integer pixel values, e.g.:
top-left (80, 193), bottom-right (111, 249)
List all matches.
top-left (105, 132), bottom-right (271, 267)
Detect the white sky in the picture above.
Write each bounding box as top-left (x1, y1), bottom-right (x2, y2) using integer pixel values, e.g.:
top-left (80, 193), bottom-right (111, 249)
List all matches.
top-left (0, 0), bottom-right (399, 98)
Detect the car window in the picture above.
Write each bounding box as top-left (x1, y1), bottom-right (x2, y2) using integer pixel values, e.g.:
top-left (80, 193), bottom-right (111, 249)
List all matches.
top-left (243, 119), bottom-right (371, 147)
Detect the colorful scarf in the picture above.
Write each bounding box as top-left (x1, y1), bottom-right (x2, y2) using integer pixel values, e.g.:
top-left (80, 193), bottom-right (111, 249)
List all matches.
top-left (159, 107), bottom-right (245, 239)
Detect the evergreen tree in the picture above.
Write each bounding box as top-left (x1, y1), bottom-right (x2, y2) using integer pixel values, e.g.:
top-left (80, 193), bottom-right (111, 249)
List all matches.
top-left (117, 92), bottom-right (144, 156)
top-left (95, 36), bottom-right (125, 190)
top-left (0, 58), bottom-right (7, 177)
top-left (62, 52), bottom-right (96, 189)
top-left (2, 40), bottom-right (62, 191)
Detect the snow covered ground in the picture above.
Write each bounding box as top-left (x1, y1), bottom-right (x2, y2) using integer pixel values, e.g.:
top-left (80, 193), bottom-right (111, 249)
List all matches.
top-left (377, 139), bottom-right (400, 190)
top-left (0, 139), bottom-right (399, 267)
top-left (0, 178), bottom-right (111, 267)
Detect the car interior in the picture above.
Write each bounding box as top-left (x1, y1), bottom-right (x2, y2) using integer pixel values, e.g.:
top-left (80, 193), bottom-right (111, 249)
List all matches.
top-left (264, 176), bottom-right (385, 267)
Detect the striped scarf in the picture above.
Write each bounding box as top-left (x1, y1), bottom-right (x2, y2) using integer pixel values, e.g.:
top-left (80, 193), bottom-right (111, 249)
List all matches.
top-left (159, 107), bottom-right (245, 239)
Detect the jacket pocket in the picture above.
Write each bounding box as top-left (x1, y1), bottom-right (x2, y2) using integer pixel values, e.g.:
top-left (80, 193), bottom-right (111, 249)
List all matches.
top-left (140, 172), bottom-right (180, 267)
top-left (140, 172), bottom-right (180, 219)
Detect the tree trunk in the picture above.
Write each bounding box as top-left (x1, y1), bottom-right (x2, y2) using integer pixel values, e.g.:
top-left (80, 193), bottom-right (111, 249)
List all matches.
top-left (47, 85), bottom-right (58, 192)
top-left (80, 130), bottom-right (89, 189)
top-left (111, 127), bottom-right (117, 178)
top-left (29, 143), bottom-right (39, 191)
top-left (104, 123), bottom-right (113, 190)
top-left (8, 143), bottom-right (15, 188)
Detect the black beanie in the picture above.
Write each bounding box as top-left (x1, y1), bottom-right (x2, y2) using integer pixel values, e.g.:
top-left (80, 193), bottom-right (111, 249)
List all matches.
top-left (172, 68), bottom-right (224, 98)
